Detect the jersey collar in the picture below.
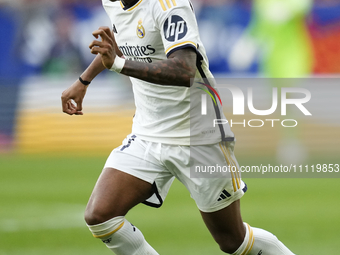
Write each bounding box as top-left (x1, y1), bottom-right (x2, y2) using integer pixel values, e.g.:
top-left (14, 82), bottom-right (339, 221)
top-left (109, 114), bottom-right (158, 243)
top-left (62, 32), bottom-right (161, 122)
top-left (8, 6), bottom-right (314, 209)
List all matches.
top-left (120, 0), bottom-right (143, 11)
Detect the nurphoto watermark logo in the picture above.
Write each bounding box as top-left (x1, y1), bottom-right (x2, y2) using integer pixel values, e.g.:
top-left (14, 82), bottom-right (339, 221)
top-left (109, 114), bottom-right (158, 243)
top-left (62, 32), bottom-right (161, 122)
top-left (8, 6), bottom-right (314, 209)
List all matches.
top-left (197, 80), bottom-right (312, 128)
top-left (190, 78), bottom-right (340, 179)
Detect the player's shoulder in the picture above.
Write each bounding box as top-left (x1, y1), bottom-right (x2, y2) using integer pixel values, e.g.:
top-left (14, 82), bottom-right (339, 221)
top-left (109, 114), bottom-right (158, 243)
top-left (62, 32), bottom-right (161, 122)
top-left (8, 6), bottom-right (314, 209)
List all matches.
top-left (148, 0), bottom-right (194, 15)
top-left (102, 0), bottom-right (121, 9)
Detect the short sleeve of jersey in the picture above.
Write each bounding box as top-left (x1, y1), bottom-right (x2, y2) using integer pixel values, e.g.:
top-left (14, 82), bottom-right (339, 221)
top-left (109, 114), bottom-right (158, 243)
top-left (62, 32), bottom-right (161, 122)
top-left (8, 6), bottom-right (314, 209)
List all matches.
top-left (101, 0), bottom-right (116, 25)
top-left (152, 0), bottom-right (200, 57)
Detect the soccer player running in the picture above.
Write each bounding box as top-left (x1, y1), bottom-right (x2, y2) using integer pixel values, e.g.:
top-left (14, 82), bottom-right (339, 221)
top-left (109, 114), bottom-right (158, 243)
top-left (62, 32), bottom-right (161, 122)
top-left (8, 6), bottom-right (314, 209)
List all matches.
top-left (61, 0), bottom-right (296, 254)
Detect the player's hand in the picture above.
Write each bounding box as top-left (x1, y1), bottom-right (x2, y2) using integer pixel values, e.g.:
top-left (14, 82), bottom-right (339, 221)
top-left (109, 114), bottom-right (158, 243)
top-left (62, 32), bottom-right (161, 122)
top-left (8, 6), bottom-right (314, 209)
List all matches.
top-left (89, 26), bottom-right (118, 69)
top-left (61, 79), bottom-right (88, 115)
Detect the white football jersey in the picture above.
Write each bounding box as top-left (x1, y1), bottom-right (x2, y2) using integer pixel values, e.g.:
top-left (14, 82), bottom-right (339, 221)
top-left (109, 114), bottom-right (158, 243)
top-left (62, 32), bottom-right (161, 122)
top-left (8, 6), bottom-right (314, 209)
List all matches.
top-left (102, 0), bottom-right (234, 145)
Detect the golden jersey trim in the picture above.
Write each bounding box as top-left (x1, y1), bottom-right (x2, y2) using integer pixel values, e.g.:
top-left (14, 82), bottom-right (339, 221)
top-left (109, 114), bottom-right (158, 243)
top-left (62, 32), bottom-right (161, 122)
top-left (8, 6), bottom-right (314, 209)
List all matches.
top-left (120, 0), bottom-right (143, 11)
top-left (158, 0), bottom-right (177, 11)
top-left (165, 41), bottom-right (197, 55)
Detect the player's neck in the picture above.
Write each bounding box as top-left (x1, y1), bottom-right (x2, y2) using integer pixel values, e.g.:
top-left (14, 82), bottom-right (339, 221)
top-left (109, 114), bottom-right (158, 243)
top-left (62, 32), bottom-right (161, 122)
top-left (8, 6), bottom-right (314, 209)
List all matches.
top-left (121, 0), bottom-right (139, 8)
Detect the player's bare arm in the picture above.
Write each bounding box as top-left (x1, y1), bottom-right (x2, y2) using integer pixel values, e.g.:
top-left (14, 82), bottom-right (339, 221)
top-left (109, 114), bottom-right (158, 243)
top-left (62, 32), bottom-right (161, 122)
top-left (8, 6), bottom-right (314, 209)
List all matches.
top-left (61, 27), bottom-right (124, 116)
top-left (122, 49), bottom-right (196, 87)
top-left (61, 54), bottom-right (106, 115)
top-left (89, 26), bottom-right (196, 87)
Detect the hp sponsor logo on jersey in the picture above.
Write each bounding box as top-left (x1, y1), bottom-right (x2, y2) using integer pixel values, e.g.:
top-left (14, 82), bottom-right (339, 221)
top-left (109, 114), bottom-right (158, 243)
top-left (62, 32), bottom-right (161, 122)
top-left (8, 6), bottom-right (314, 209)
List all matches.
top-left (163, 15), bottom-right (188, 42)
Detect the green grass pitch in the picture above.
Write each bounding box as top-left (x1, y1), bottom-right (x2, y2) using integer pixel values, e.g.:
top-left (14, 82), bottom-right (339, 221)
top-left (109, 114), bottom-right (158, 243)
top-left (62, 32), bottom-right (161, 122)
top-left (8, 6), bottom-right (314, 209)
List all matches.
top-left (0, 155), bottom-right (339, 255)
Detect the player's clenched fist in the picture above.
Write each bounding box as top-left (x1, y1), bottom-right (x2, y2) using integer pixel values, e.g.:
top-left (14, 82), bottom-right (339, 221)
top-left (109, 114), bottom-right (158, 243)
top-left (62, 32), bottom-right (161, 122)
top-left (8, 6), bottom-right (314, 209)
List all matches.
top-left (61, 79), bottom-right (87, 115)
top-left (89, 26), bottom-right (118, 69)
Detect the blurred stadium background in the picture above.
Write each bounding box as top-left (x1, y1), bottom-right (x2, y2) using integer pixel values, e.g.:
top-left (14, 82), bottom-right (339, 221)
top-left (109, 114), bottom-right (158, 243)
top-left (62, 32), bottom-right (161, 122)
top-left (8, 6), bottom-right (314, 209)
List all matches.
top-left (0, 0), bottom-right (340, 254)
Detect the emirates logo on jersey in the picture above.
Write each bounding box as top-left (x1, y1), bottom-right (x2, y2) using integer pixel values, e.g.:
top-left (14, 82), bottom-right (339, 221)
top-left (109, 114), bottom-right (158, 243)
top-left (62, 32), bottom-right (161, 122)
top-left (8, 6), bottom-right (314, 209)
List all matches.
top-left (137, 19), bottom-right (145, 39)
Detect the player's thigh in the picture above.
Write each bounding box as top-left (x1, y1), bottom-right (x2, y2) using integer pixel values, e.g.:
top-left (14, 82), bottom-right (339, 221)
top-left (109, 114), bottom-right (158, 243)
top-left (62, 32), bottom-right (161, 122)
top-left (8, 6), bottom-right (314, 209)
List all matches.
top-left (175, 141), bottom-right (247, 213)
top-left (85, 134), bottom-right (172, 225)
top-left (85, 167), bottom-right (154, 225)
top-left (166, 141), bottom-right (247, 248)
top-left (200, 199), bottom-right (245, 245)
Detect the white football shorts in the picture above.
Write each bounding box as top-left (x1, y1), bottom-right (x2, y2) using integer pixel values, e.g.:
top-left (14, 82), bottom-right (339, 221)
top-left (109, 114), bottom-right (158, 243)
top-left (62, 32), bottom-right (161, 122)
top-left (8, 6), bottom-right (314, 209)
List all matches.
top-left (104, 134), bottom-right (247, 213)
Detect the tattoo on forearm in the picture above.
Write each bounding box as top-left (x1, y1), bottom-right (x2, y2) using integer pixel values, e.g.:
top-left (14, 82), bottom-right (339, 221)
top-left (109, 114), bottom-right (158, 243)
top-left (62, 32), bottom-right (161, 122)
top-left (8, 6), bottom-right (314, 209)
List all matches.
top-left (121, 49), bottom-right (197, 87)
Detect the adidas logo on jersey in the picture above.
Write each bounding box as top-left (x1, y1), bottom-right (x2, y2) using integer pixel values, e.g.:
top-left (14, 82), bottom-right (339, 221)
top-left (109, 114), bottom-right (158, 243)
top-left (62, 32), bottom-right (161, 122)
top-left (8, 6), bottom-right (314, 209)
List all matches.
top-left (112, 24), bottom-right (118, 33)
top-left (257, 250), bottom-right (263, 255)
top-left (217, 189), bottom-right (231, 201)
top-left (158, 0), bottom-right (177, 11)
